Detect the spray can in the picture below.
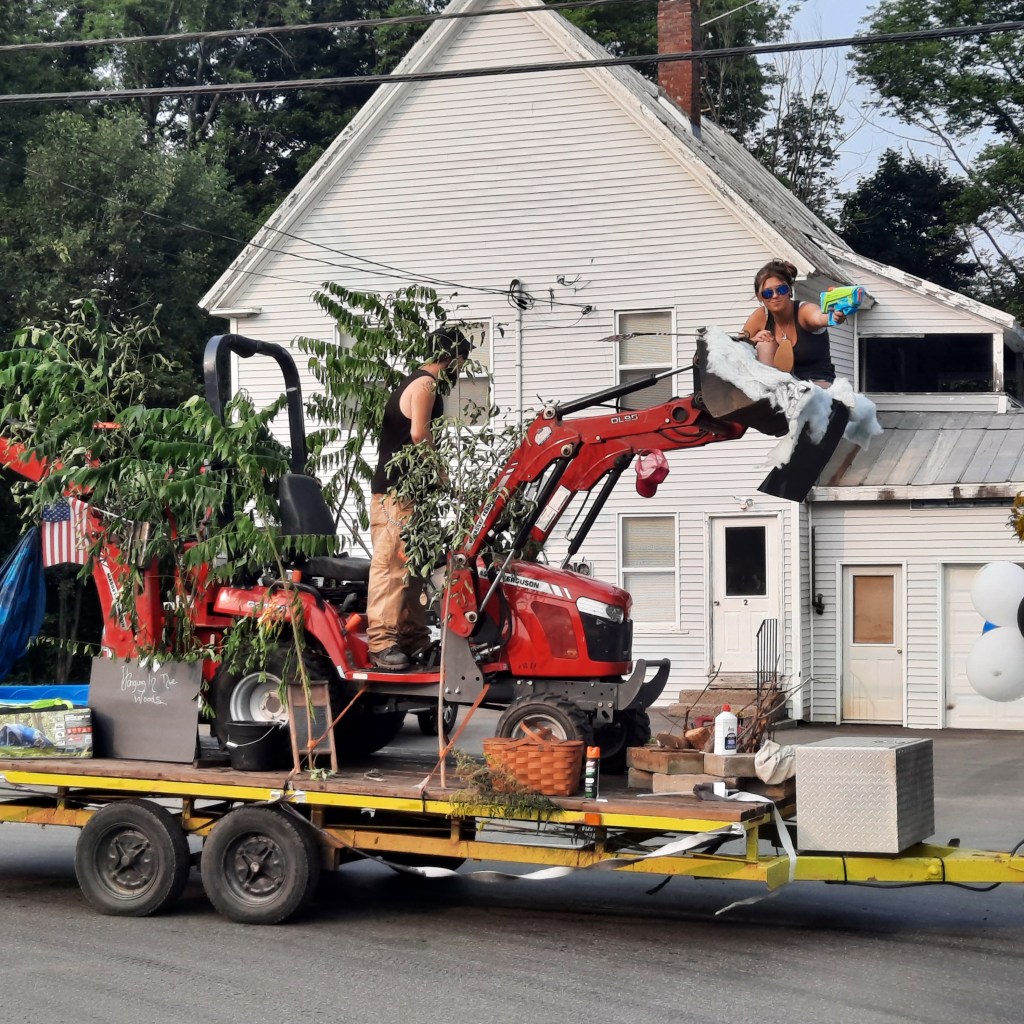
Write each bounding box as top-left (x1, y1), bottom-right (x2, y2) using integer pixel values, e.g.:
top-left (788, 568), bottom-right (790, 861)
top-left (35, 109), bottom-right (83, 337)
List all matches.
top-left (584, 745), bottom-right (601, 798)
top-left (713, 705), bottom-right (738, 756)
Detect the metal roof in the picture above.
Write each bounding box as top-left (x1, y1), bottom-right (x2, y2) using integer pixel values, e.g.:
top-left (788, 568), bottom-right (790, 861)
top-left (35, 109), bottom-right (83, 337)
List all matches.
top-left (811, 411), bottom-right (1024, 501)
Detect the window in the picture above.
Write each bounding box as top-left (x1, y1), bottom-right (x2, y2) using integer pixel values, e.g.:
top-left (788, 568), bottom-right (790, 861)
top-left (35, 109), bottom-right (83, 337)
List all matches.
top-left (724, 526), bottom-right (767, 596)
top-left (444, 319), bottom-right (492, 424)
top-left (860, 334), bottom-right (994, 393)
top-left (615, 310), bottom-right (674, 411)
top-left (852, 575), bottom-right (894, 644)
top-left (620, 515), bottom-right (677, 624)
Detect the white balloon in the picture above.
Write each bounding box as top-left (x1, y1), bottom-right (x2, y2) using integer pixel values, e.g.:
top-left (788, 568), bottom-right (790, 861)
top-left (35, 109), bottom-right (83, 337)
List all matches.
top-left (966, 626), bottom-right (1024, 702)
top-left (970, 561), bottom-right (1024, 628)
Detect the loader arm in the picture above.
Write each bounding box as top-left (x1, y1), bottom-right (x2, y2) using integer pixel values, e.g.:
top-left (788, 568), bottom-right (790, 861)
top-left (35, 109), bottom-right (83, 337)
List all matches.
top-left (444, 386), bottom-right (745, 638)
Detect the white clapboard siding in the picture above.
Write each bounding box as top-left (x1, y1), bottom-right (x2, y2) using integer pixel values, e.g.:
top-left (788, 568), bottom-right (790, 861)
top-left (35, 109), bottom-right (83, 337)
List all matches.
top-left (807, 503), bottom-right (1024, 727)
top-left (844, 265), bottom-right (999, 337)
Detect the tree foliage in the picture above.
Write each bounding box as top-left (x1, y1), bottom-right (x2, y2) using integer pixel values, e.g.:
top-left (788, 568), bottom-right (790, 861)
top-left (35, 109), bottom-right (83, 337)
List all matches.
top-left (0, 109), bottom-right (253, 404)
top-left (839, 149), bottom-right (978, 292)
top-left (853, 0), bottom-right (1024, 314)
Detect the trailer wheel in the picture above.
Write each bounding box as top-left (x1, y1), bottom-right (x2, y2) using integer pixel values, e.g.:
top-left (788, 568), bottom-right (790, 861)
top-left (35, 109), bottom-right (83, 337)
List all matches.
top-left (75, 800), bottom-right (191, 917)
top-left (593, 708), bottom-right (652, 774)
top-left (416, 701), bottom-right (458, 736)
top-left (209, 647), bottom-right (406, 758)
top-left (201, 806), bottom-right (321, 925)
top-left (496, 695), bottom-right (594, 745)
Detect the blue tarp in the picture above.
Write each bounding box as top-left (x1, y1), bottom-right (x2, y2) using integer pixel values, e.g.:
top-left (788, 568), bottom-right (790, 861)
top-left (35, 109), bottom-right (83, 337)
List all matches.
top-left (0, 529), bottom-right (46, 682)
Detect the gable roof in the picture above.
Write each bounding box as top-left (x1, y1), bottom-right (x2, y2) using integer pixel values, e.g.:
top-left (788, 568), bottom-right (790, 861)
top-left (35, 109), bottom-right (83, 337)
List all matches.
top-left (200, 0), bottom-right (1018, 345)
top-left (201, 0), bottom-right (854, 313)
top-left (812, 410), bottom-right (1024, 502)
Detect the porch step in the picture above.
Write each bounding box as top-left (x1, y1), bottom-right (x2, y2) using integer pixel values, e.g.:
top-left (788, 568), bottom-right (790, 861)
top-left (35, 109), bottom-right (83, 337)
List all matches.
top-left (663, 688), bottom-right (761, 728)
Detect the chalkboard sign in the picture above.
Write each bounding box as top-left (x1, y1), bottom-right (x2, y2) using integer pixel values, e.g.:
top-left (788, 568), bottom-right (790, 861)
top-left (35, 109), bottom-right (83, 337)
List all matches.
top-left (89, 657), bottom-right (202, 763)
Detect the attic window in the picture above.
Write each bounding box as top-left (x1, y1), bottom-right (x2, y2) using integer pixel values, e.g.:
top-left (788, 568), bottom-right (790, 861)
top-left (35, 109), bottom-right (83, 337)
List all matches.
top-left (859, 334), bottom-right (993, 393)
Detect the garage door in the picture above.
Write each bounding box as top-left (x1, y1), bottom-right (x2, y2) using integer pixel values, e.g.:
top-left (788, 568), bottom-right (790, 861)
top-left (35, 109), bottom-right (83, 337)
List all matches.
top-left (944, 564), bottom-right (1024, 729)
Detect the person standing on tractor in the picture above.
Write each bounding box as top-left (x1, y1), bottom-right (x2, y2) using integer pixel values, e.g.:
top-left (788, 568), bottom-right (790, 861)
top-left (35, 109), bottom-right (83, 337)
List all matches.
top-left (367, 326), bottom-right (472, 671)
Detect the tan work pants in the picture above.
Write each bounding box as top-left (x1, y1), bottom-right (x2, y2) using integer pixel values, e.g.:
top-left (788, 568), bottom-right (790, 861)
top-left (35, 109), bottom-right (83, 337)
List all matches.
top-left (367, 494), bottom-right (429, 655)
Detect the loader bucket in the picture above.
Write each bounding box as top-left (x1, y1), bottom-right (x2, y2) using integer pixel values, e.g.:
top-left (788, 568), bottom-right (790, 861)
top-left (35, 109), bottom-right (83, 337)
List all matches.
top-left (693, 334), bottom-right (790, 438)
top-left (757, 401), bottom-right (850, 503)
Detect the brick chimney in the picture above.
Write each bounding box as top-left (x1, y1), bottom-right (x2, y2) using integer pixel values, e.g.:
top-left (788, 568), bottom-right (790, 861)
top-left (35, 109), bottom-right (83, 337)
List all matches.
top-left (658, 0), bottom-right (700, 132)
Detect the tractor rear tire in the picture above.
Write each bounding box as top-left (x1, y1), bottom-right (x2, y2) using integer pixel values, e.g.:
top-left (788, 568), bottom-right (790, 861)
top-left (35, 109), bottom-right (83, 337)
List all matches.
top-left (209, 647), bottom-right (406, 759)
top-left (75, 800), bottom-right (191, 917)
top-left (593, 708), bottom-right (652, 774)
top-left (495, 695), bottom-right (594, 745)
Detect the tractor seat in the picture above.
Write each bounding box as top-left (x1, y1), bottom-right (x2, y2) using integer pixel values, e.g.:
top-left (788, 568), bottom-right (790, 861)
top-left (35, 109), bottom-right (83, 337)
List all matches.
top-left (307, 554), bottom-right (370, 583)
top-left (278, 473), bottom-right (370, 582)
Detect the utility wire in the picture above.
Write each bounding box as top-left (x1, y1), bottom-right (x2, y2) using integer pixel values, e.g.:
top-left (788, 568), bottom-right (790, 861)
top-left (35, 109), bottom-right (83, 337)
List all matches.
top-left (0, 0), bottom-right (658, 54)
top-left (1, 21), bottom-right (1021, 105)
top-left (0, 152), bottom-right (596, 312)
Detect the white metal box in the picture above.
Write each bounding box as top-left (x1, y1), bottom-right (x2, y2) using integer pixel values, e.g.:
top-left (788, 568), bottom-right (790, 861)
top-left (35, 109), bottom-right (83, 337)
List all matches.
top-left (796, 737), bottom-right (934, 853)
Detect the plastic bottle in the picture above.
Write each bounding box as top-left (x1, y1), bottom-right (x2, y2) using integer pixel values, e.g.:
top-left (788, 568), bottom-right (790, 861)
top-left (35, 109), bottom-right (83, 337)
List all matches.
top-left (713, 705), bottom-right (738, 755)
top-left (583, 745), bottom-right (601, 798)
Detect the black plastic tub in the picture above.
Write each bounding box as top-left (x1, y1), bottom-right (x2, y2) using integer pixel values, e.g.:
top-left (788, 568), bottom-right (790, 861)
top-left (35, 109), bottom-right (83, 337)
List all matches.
top-left (224, 721), bottom-right (290, 771)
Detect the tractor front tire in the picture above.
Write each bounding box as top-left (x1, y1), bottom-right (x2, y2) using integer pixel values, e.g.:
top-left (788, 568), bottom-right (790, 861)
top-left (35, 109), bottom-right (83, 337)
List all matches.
top-left (593, 708), bottom-right (652, 774)
top-left (495, 695), bottom-right (594, 746)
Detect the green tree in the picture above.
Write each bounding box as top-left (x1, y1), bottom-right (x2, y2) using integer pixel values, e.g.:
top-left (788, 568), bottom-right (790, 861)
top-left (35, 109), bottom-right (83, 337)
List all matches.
top-left (752, 87), bottom-right (844, 218)
top-left (0, 109), bottom-right (253, 403)
top-left (853, 0), bottom-right (1024, 311)
top-left (838, 149), bottom-right (977, 291)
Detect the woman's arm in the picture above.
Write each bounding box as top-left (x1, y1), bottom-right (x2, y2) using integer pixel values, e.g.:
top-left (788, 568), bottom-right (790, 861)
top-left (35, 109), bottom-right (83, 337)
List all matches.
top-left (799, 303), bottom-right (846, 330)
top-left (742, 309), bottom-right (777, 366)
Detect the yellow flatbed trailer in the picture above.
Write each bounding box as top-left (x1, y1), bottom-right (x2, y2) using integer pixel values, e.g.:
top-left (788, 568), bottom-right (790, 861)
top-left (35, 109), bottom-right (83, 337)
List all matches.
top-left (1, 754), bottom-right (1022, 924)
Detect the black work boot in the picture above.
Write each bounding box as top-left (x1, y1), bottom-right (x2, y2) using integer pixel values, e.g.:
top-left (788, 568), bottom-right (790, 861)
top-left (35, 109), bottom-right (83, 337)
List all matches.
top-left (370, 645), bottom-right (410, 671)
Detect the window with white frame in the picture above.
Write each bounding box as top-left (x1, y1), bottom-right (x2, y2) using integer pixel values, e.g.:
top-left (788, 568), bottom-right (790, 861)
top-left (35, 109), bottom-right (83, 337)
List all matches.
top-left (615, 310), bottom-right (674, 411)
top-left (444, 319), bottom-right (492, 424)
top-left (620, 514), bottom-right (678, 624)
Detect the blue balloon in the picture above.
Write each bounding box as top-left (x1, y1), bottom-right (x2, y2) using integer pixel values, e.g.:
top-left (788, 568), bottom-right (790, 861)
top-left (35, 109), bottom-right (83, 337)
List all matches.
top-left (983, 620), bottom-right (998, 633)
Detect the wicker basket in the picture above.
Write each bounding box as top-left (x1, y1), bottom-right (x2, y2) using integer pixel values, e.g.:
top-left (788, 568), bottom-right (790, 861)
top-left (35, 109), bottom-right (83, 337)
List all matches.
top-left (482, 733), bottom-right (584, 797)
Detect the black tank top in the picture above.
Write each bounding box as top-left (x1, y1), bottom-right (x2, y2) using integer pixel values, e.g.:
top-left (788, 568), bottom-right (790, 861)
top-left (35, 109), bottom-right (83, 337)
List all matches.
top-left (371, 369), bottom-right (445, 493)
top-left (766, 301), bottom-right (835, 383)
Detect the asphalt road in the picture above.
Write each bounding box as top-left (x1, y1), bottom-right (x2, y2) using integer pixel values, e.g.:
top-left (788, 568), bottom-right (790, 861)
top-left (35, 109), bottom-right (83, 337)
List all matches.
top-left (1, 715), bottom-right (1022, 1024)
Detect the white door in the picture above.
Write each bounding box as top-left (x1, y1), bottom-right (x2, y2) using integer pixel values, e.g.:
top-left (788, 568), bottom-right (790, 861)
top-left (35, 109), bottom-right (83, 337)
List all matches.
top-left (710, 516), bottom-right (780, 674)
top-left (841, 565), bottom-right (904, 723)
top-left (944, 563), bottom-right (1024, 729)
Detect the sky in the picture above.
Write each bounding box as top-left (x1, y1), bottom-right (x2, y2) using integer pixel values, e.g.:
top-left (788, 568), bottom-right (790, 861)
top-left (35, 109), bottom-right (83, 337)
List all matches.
top-left (784, 0), bottom-right (950, 191)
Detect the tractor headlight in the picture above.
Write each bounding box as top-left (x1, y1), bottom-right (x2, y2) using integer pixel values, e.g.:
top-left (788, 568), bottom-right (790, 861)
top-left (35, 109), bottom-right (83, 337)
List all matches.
top-left (576, 596), bottom-right (625, 623)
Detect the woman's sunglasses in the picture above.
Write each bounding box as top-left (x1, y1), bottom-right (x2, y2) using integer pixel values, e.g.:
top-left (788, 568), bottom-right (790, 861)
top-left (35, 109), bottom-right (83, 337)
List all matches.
top-left (761, 284), bottom-right (791, 300)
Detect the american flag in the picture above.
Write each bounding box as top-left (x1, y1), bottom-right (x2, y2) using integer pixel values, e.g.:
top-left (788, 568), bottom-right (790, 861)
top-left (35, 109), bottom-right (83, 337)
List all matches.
top-left (41, 497), bottom-right (90, 567)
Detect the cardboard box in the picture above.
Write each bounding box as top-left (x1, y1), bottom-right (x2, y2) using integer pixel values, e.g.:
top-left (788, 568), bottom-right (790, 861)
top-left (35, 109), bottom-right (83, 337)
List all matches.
top-left (0, 706), bottom-right (93, 758)
top-left (796, 737), bottom-right (933, 853)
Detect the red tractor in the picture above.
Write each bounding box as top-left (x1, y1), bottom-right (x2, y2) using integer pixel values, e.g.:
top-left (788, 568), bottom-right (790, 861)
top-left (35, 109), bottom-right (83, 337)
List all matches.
top-left (1, 331), bottom-right (848, 770)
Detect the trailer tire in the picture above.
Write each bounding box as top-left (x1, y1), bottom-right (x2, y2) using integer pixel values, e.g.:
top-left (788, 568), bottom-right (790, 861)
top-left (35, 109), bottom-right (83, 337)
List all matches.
top-left (593, 708), bottom-right (652, 774)
top-left (496, 695), bottom-right (594, 746)
top-left (75, 800), bottom-right (191, 917)
top-left (209, 647), bottom-right (406, 758)
top-left (201, 806), bottom-right (321, 925)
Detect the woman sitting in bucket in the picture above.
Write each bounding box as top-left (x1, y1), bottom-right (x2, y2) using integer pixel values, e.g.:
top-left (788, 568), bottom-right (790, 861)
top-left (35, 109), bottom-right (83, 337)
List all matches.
top-left (741, 259), bottom-right (845, 389)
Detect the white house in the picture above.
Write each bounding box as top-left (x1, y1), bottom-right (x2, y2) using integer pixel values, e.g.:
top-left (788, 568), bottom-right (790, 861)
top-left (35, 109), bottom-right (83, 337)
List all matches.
top-left (200, 0), bottom-right (1024, 730)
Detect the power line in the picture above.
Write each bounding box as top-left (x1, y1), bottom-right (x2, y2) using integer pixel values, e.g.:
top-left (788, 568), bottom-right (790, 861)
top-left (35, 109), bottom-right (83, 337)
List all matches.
top-left (0, 0), bottom-right (655, 54)
top-left (0, 152), bottom-right (595, 312)
top-left (1, 21), bottom-right (1021, 105)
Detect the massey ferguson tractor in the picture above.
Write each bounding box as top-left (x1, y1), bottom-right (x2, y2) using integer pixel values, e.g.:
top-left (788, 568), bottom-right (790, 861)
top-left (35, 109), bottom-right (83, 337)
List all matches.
top-left (0, 330), bottom-right (851, 770)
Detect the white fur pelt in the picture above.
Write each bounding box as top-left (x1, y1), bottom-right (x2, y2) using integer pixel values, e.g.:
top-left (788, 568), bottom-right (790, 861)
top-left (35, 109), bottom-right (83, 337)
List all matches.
top-left (702, 326), bottom-right (882, 468)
